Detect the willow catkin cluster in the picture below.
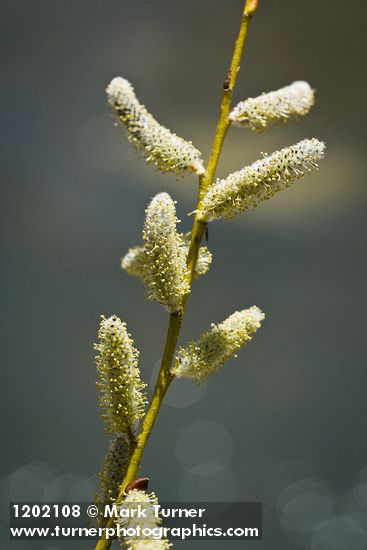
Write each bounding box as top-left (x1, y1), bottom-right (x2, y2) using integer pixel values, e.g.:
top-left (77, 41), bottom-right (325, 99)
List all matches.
top-left (229, 81), bottom-right (315, 132)
top-left (95, 315), bottom-right (147, 434)
top-left (117, 489), bottom-right (170, 550)
top-left (106, 77), bottom-right (205, 176)
top-left (198, 138), bottom-right (325, 222)
top-left (173, 306), bottom-right (265, 382)
top-left (122, 232), bottom-right (212, 282)
top-left (143, 193), bottom-right (190, 312)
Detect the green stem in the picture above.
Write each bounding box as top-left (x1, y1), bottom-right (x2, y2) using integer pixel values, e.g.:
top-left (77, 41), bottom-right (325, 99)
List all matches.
top-left (95, 1), bottom-right (257, 548)
top-left (186, 0), bottom-right (257, 283)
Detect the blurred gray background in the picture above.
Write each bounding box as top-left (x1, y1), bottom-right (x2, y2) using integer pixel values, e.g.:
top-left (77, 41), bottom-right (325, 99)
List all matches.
top-left (1, 1), bottom-right (367, 549)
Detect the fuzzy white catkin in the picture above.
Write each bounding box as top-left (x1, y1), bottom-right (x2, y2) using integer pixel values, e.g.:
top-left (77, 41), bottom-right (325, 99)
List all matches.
top-left (173, 306), bottom-right (265, 381)
top-left (95, 435), bottom-right (130, 523)
top-left (198, 138), bottom-right (325, 222)
top-left (95, 315), bottom-right (147, 434)
top-left (143, 193), bottom-right (190, 312)
top-left (121, 233), bottom-right (212, 281)
top-left (229, 81), bottom-right (315, 132)
top-left (182, 232), bottom-right (212, 277)
top-left (117, 489), bottom-right (171, 549)
top-left (121, 247), bottom-right (147, 279)
top-left (106, 77), bottom-right (205, 176)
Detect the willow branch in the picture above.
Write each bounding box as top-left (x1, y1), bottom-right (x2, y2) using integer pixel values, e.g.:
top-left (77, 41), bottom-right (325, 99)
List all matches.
top-left (94, 2), bottom-right (257, 548)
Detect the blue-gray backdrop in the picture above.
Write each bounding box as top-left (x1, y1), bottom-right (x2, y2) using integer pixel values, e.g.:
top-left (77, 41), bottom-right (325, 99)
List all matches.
top-left (1, 1), bottom-right (367, 549)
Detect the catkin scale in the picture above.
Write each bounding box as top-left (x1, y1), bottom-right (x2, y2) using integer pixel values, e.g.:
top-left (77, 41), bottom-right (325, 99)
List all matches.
top-left (198, 138), bottom-right (325, 221)
top-left (125, 478), bottom-right (150, 493)
top-left (230, 81), bottom-right (315, 132)
top-left (106, 77), bottom-right (205, 176)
